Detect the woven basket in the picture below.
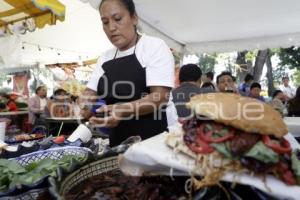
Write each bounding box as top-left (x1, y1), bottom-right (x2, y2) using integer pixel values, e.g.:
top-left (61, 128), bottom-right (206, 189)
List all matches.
top-left (13, 146), bottom-right (92, 166)
top-left (60, 156), bottom-right (118, 198)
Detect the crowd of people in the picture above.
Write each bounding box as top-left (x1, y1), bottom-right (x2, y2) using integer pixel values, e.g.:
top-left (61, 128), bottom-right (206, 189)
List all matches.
top-left (0, 86), bottom-right (83, 133)
top-left (172, 64), bottom-right (300, 118)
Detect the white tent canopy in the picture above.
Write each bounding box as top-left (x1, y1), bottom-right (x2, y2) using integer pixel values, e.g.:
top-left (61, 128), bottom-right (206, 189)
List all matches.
top-left (86, 0), bottom-right (300, 53)
top-left (19, 0), bottom-right (112, 65)
top-left (0, 0), bottom-right (113, 69)
top-left (1, 0), bottom-right (300, 70)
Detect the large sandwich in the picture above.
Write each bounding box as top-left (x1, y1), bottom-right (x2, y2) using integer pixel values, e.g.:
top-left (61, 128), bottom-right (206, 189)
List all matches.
top-left (166, 93), bottom-right (300, 187)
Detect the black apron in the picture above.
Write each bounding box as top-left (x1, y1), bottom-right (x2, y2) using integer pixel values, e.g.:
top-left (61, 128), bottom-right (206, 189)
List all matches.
top-left (97, 42), bottom-right (168, 147)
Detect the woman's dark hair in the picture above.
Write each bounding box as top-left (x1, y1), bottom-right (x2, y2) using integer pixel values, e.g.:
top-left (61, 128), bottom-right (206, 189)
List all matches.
top-left (100, 0), bottom-right (136, 17)
top-left (282, 76), bottom-right (289, 81)
top-left (216, 71), bottom-right (233, 84)
top-left (71, 95), bottom-right (78, 103)
top-left (52, 89), bottom-right (70, 101)
top-left (205, 72), bottom-right (214, 81)
top-left (244, 74), bottom-right (254, 82)
top-left (54, 88), bottom-right (68, 96)
top-left (250, 82), bottom-right (261, 90)
top-left (35, 86), bottom-right (45, 94)
top-left (201, 82), bottom-right (215, 90)
top-left (179, 64), bottom-right (202, 83)
top-left (272, 90), bottom-right (283, 98)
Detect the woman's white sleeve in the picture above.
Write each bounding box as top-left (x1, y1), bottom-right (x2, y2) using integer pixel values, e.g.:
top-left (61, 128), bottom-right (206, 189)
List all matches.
top-left (145, 41), bottom-right (175, 88)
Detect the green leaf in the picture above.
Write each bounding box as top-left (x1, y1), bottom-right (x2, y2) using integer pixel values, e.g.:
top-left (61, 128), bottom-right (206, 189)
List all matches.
top-left (291, 150), bottom-right (300, 185)
top-left (25, 162), bottom-right (39, 171)
top-left (0, 175), bottom-right (10, 191)
top-left (0, 159), bottom-right (26, 174)
top-left (205, 124), bottom-right (213, 131)
top-left (0, 159), bottom-right (10, 167)
top-left (0, 155), bottom-right (84, 193)
top-left (6, 160), bottom-right (26, 174)
top-left (245, 141), bottom-right (279, 164)
top-left (211, 142), bottom-right (233, 159)
top-left (212, 128), bottom-right (229, 139)
top-left (197, 53), bottom-right (218, 73)
top-left (35, 158), bottom-right (54, 169)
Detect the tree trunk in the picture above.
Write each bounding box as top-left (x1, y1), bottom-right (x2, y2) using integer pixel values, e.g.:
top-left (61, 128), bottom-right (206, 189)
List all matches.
top-left (236, 51), bottom-right (247, 82)
top-left (236, 51), bottom-right (253, 83)
top-left (247, 60), bottom-right (254, 75)
top-left (253, 49), bottom-right (268, 82)
top-left (266, 50), bottom-right (275, 97)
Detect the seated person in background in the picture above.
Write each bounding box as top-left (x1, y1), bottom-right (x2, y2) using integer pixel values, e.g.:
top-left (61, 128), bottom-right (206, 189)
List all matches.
top-left (47, 89), bottom-right (72, 118)
top-left (46, 89), bottom-right (78, 135)
top-left (248, 82), bottom-right (265, 102)
top-left (6, 93), bottom-right (19, 111)
top-left (205, 71), bottom-right (214, 83)
top-left (270, 90), bottom-right (286, 116)
top-left (216, 71), bottom-right (238, 93)
top-left (281, 76), bottom-right (296, 100)
top-left (28, 86), bottom-right (48, 126)
top-left (287, 86), bottom-right (300, 117)
top-left (201, 81), bottom-right (215, 91)
top-left (202, 71), bottom-right (217, 91)
top-left (238, 74), bottom-right (254, 96)
top-left (172, 64), bottom-right (212, 118)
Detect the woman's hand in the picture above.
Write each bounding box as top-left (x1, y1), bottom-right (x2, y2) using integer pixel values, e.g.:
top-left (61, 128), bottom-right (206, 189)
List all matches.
top-left (89, 86), bottom-right (171, 128)
top-left (78, 88), bottom-right (98, 120)
top-left (80, 107), bottom-right (93, 120)
top-left (89, 104), bottom-right (125, 128)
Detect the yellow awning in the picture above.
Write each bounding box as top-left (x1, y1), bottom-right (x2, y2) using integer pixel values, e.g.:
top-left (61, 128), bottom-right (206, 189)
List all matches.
top-left (0, 0), bottom-right (65, 30)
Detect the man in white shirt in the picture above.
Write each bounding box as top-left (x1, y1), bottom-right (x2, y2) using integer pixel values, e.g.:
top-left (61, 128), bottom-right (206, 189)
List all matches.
top-left (281, 77), bottom-right (296, 100)
top-left (28, 86), bottom-right (48, 125)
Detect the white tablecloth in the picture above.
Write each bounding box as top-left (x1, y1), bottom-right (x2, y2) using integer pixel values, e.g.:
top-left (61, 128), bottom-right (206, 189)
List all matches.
top-left (0, 111), bottom-right (28, 116)
top-left (120, 132), bottom-right (300, 200)
top-left (284, 117), bottom-right (300, 137)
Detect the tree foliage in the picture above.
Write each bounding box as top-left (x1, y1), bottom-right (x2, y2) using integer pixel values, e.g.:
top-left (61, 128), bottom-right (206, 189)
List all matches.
top-left (278, 46), bottom-right (300, 69)
top-left (0, 72), bottom-right (7, 85)
top-left (245, 50), bottom-right (258, 63)
top-left (271, 47), bottom-right (300, 84)
top-left (198, 53), bottom-right (217, 73)
top-left (293, 70), bottom-right (300, 86)
top-left (172, 49), bottom-right (182, 66)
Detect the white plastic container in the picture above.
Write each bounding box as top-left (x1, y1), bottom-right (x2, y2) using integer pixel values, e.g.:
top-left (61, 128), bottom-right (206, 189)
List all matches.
top-left (67, 124), bottom-right (92, 143)
top-left (0, 121), bottom-right (6, 141)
